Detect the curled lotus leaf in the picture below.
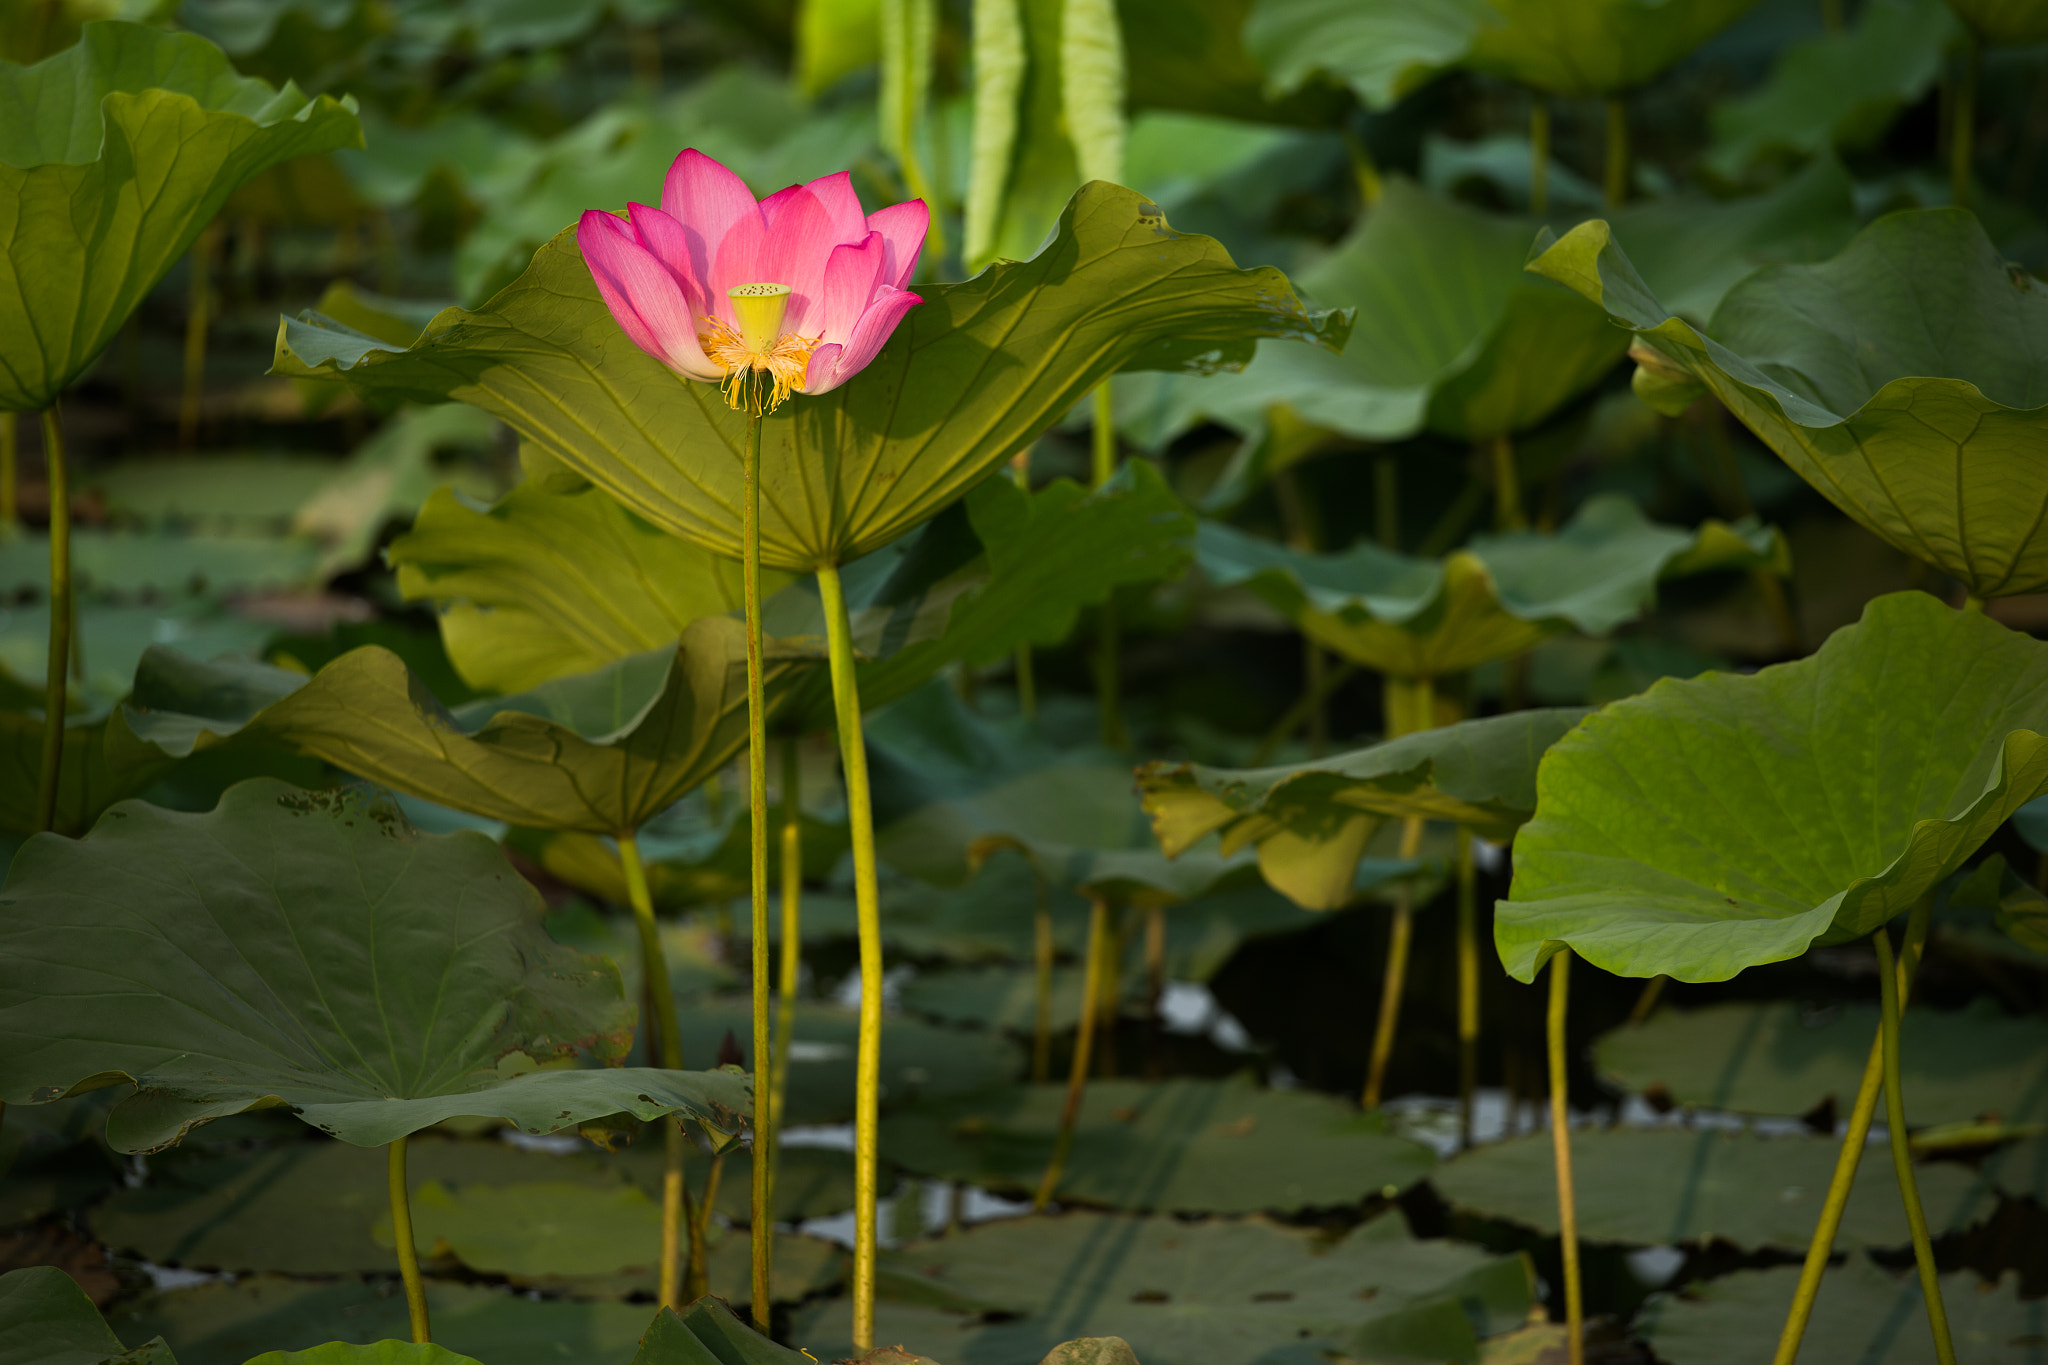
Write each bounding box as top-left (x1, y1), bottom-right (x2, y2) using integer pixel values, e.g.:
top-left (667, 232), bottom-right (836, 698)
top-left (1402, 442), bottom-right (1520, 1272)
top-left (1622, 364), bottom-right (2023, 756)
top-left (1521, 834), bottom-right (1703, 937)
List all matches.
top-left (1528, 207), bottom-right (2048, 598)
top-left (270, 182), bottom-right (1348, 571)
top-left (1, 22), bottom-right (362, 411)
top-left (1497, 592), bottom-right (2048, 983)
top-left (0, 780), bottom-right (750, 1152)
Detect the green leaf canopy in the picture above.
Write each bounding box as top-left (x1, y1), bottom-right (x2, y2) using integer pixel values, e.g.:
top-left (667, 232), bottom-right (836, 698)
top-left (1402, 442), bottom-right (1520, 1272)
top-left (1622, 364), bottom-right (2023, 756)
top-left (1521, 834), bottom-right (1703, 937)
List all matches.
top-left (1528, 208), bottom-right (2048, 598)
top-left (1496, 592), bottom-right (2048, 983)
top-left (1, 21), bottom-right (362, 412)
top-left (1136, 708), bottom-right (1587, 910)
top-left (1198, 493), bottom-right (1785, 680)
top-left (116, 616), bottom-right (807, 835)
top-left (271, 182), bottom-right (1348, 570)
top-left (0, 780), bottom-right (749, 1152)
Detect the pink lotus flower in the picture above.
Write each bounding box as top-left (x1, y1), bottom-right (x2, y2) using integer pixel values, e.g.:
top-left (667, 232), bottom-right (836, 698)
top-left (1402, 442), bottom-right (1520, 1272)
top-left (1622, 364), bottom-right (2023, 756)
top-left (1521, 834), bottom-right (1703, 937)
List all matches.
top-left (578, 150), bottom-right (928, 414)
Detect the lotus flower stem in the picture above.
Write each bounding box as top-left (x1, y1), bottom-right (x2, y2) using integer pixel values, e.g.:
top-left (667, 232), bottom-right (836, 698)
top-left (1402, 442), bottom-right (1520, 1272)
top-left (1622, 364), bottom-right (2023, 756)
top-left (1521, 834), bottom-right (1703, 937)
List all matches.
top-left (816, 560), bottom-right (886, 1350)
top-left (1771, 895), bottom-right (1932, 1364)
top-left (1603, 97), bottom-right (1629, 208)
top-left (1530, 102), bottom-right (1551, 216)
top-left (741, 403), bottom-right (776, 1328)
top-left (770, 734), bottom-right (804, 1217)
top-left (1874, 925), bottom-right (1957, 1365)
top-left (621, 830), bottom-right (696, 1308)
top-left (1032, 865), bottom-right (1055, 1084)
top-left (1954, 37), bottom-right (1979, 210)
top-left (1628, 975), bottom-right (1667, 1024)
top-left (1, 412), bottom-right (16, 523)
top-left (34, 405), bottom-right (69, 834)
top-left (1361, 817), bottom-right (1422, 1109)
top-left (178, 220), bottom-right (222, 452)
top-left (387, 1135), bottom-right (432, 1342)
top-left (1455, 827), bottom-right (1478, 1149)
top-left (1036, 892), bottom-right (1111, 1209)
top-left (1489, 434), bottom-right (1525, 532)
top-left (1547, 949), bottom-right (1582, 1365)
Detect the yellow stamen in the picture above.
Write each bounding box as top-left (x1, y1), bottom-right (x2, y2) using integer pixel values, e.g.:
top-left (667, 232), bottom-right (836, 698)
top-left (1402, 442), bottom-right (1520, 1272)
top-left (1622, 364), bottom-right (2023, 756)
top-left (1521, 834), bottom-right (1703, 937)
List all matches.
top-left (701, 282), bottom-right (818, 415)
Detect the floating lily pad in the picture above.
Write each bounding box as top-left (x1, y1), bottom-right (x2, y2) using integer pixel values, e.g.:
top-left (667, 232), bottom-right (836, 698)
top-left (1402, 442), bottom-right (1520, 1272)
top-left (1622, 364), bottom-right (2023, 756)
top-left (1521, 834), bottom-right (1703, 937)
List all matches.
top-left (0, 21), bottom-right (361, 411)
top-left (796, 1210), bottom-right (1531, 1365)
top-left (881, 1077), bottom-right (1436, 1213)
top-left (0, 600), bottom-right (273, 706)
top-left (0, 530), bottom-right (324, 599)
top-left (1199, 494), bottom-right (1784, 682)
top-left (1530, 209), bottom-right (2048, 598)
top-left (0, 779), bottom-right (749, 1152)
top-left (108, 1277), bottom-right (652, 1365)
top-left (1593, 1001), bottom-right (2048, 1127)
top-left (1497, 593), bottom-right (2048, 983)
top-left (273, 182), bottom-right (1347, 571)
top-left (1431, 1128), bottom-right (1991, 1249)
top-left (119, 617), bottom-right (808, 834)
top-left (1137, 708), bottom-right (1587, 911)
top-left (1978, 1136), bottom-right (2048, 1205)
top-left (1633, 1256), bottom-right (2046, 1365)
top-left (0, 1265), bottom-right (136, 1365)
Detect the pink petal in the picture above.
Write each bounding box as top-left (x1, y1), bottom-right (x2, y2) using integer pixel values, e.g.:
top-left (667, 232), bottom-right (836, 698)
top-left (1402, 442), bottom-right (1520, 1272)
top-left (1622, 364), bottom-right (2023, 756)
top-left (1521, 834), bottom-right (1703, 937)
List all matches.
top-left (706, 204), bottom-right (769, 329)
top-left (792, 170), bottom-right (869, 246)
top-left (811, 231), bottom-right (886, 349)
top-left (757, 183), bottom-right (806, 226)
top-left (754, 187), bottom-right (842, 336)
top-left (660, 149), bottom-right (763, 299)
top-left (805, 286), bottom-right (921, 394)
top-left (627, 202), bottom-right (708, 317)
top-left (578, 210), bottom-right (722, 382)
top-left (865, 199), bottom-right (930, 288)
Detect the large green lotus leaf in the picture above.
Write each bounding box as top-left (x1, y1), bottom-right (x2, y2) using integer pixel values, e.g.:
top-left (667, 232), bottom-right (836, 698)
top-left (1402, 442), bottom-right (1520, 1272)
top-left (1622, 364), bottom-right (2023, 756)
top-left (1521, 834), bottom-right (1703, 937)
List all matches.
top-left (0, 600), bottom-right (273, 706)
top-left (517, 803), bottom-right (849, 914)
top-left (1593, 1001), bottom-right (2048, 1127)
top-left (0, 1266), bottom-right (134, 1365)
top-left (117, 616), bottom-right (807, 834)
top-left (1530, 209), bottom-right (2048, 598)
top-left (1706, 0), bottom-right (1955, 178)
top-left (1135, 708), bottom-right (1588, 911)
top-left (0, 779), bottom-right (751, 1151)
top-left (1244, 0), bottom-right (1490, 109)
top-left (271, 182), bottom-right (1348, 571)
top-left (868, 681), bottom-right (1251, 899)
top-left (675, 1000), bottom-right (1022, 1126)
top-left (1633, 1256), bottom-right (2045, 1365)
top-left (808, 1211), bottom-right (1531, 1365)
top-left (1497, 592), bottom-right (2048, 984)
top-left (244, 1344), bottom-right (479, 1365)
top-left (0, 22), bottom-right (361, 411)
top-left (0, 707), bottom-right (175, 838)
top-left (1947, 0), bottom-right (2048, 42)
top-left (0, 529), bottom-right (323, 597)
top-left (1198, 493), bottom-right (1785, 681)
top-left (109, 1278), bottom-right (651, 1365)
top-left (1431, 1128), bottom-right (1991, 1250)
top-left (880, 1077), bottom-right (1435, 1214)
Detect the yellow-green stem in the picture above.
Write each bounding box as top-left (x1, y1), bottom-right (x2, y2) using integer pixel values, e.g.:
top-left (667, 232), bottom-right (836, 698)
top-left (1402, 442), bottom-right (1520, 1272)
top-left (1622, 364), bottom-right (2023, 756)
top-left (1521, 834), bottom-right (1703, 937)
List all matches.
top-left (1874, 927), bottom-right (1957, 1365)
top-left (1012, 448), bottom-right (1037, 718)
top-left (1362, 815), bottom-right (1424, 1109)
top-left (621, 831), bottom-right (693, 1308)
top-left (816, 561), bottom-right (884, 1351)
top-left (1490, 434), bottom-right (1524, 532)
top-left (1036, 893), bottom-right (1111, 1208)
top-left (1963, 593), bottom-right (1985, 613)
top-left (1092, 383), bottom-right (1124, 748)
top-left (1629, 975), bottom-right (1668, 1025)
top-left (1032, 866), bottom-right (1055, 1084)
top-left (1455, 827), bottom-right (1478, 1149)
top-left (1530, 101), bottom-right (1551, 216)
top-left (1955, 37), bottom-right (1979, 209)
top-left (179, 221), bottom-right (222, 451)
top-left (1772, 898), bottom-right (1932, 1365)
top-left (35, 405), bottom-right (69, 834)
top-left (1548, 950), bottom-right (1583, 1365)
top-left (743, 407), bottom-right (774, 1327)
top-left (1, 411), bottom-right (16, 523)
top-left (770, 735), bottom-right (804, 1219)
top-left (388, 1136), bottom-right (432, 1343)
top-left (1604, 97), bottom-right (1629, 208)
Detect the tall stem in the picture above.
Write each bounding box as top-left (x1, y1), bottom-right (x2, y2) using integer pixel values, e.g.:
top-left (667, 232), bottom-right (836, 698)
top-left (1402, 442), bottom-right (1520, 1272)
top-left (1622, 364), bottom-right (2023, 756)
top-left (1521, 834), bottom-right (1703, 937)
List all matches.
top-left (816, 562), bottom-right (884, 1351)
top-left (179, 221), bottom-right (222, 451)
top-left (1036, 892), bottom-right (1110, 1208)
top-left (1954, 37), bottom-right (1979, 209)
top-left (771, 736), bottom-right (804, 1217)
top-left (1362, 816), bottom-right (1423, 1109)
top-left (1, 411), bottom-right (16, 523)
top-left (1092, 383), bottom-right (1123, 748)
top-left (1489, 434), bottom-right (1524, 532)
top-left (742, 410), bottom-right (774, 1327)
top-left (1603, 96), bottom-right (1629, 208)
top-left (1548, 950), bottom-right (1583, 1365)
top-left (1011, 448), bottom-right (1036, 718)
top-left (1455, 827), bottom-right (1479, 1150)
top-left (1628, 975), bottom-right (1667, 1025)
top-left (1032, 866), bottom-right (1054, 1084)
top-left (388, 1136), bottom-right (432, 1343)
top-left (1529, 101), bottom-right (1551, 216)
top-left (35, 405), bottom-right (70, 834)
top-left (622, 831), bottom-right (694, 1308)
top-left (1874, 927), bottom-right (1957, 1365)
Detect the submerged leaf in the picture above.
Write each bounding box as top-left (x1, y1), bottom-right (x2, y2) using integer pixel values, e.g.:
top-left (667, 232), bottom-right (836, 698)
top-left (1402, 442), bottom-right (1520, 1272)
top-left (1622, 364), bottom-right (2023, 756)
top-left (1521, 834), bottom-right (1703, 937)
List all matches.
top-left (1498, 592), bottom-right (2048, 983)
top-left (0, 780), bottom-right (749, 1150)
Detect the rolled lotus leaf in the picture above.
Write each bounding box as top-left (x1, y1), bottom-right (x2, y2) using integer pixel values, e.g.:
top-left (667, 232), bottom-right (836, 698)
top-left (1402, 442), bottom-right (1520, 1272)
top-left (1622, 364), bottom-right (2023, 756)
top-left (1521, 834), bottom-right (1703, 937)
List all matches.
top-left (1497, 591), bottom-right (2048, 983)
top-left (1199, 492), bottom-right (1786, 679)
top-left (0, 780), bottom-right (751, 1152)
top-left (1529, 208), bottom-right (2048, 598)
top-left (1, 22), bottom-right (362, 411)
top-left (271, 182), bottom-right (1348, 570)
